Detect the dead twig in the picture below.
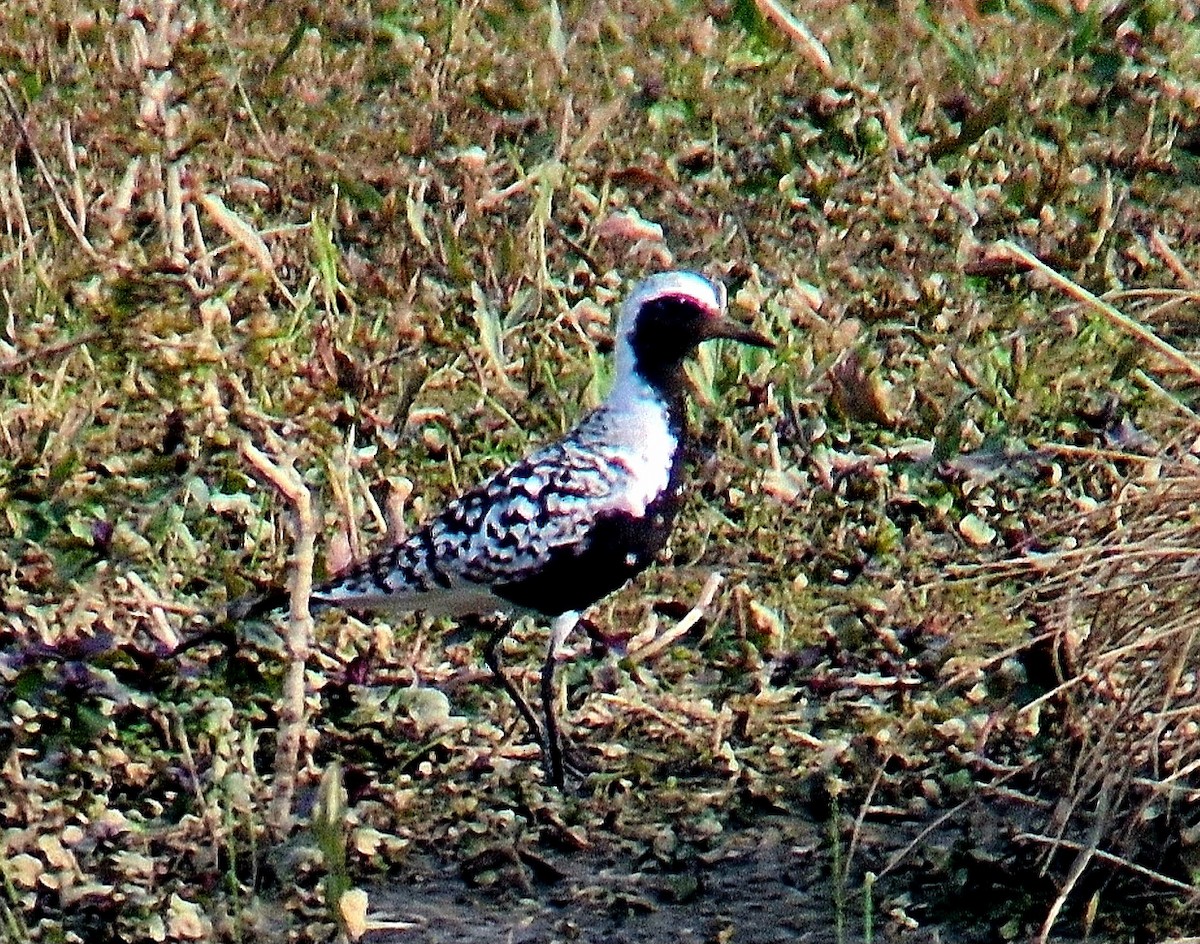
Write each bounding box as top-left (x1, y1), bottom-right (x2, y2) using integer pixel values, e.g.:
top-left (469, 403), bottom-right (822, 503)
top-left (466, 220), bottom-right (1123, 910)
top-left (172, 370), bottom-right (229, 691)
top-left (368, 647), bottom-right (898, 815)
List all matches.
top-left (240, 436), bottom-right (319, 834)
top-left (753, 0), bottom-right (835, 79)
top-left (627, 571), bottom-right (724, 664)
top-left (878, 764), bottom-right (1028, 879)
top-left (843, 763), bottom-right (884, 884)
top-left (1015, 831), bottom-right (1197, 897)
top-left (1149, 230), bottom-right (1199, 289)
top-left (993, 240), bottom-right (1200, 384)
top-left (1034, 775), bottom-right (1116, 944)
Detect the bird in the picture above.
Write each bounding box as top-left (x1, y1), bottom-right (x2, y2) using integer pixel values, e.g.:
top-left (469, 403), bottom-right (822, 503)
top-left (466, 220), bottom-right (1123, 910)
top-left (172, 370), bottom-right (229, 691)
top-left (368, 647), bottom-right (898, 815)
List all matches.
top-left (264, 271), bottom-right (771, 786)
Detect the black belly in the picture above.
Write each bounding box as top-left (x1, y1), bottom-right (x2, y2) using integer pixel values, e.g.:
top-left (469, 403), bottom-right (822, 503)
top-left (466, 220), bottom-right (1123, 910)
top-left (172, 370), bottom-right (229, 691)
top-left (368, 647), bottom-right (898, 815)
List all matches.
top-left (493, 493), bottom-right (681, 617)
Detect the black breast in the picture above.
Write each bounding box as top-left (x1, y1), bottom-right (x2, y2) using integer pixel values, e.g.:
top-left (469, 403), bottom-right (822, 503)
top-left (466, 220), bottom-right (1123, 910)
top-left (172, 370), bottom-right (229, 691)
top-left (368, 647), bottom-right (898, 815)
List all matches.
top-left (492, 475), bottom-right (684, 617)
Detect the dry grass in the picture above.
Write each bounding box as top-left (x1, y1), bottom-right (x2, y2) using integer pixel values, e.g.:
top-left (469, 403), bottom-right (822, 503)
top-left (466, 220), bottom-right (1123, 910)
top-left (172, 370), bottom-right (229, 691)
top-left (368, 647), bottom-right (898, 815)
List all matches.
top-left (967, 442), bottom-right (1200, 940)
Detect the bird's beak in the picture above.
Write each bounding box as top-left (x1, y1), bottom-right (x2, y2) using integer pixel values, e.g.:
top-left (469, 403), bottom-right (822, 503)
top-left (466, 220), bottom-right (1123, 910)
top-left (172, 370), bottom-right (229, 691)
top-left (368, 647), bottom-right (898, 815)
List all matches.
top-left (708, 315), bottom-right (774, 349)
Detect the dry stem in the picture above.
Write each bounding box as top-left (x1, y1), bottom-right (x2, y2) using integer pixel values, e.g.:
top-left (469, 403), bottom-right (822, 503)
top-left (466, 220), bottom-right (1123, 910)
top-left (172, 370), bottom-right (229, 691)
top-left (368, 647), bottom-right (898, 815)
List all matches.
top-left (240, 436), bottom-right (319, 834)
top-left (994, 240), bottom-right (1200, 383)
top-left (628, 571), bottom-right (724, 664)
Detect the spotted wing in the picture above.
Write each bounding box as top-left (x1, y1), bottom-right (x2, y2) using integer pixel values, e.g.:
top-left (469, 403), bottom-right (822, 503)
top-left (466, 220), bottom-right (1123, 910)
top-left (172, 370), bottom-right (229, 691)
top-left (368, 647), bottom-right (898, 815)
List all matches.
top-left (311, 435), bottom-right (629, 615)
top-left (435, 440), bottom-right (627, 585)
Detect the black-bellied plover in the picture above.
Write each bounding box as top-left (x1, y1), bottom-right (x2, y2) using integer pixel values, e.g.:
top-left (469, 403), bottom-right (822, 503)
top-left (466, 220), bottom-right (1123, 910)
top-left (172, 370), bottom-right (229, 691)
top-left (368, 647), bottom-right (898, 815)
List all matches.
top-left (279, 271), bottom-right (771, 785)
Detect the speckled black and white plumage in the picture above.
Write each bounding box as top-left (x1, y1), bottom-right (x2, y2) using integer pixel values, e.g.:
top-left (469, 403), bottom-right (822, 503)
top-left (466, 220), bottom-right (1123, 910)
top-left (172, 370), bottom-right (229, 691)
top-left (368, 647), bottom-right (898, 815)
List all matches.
top-left (309, 270), bottom-right (771, 785)
top-left (312, 409), bottom-right (683, 620)
top-left (313, 271), bottom-right (769, 622)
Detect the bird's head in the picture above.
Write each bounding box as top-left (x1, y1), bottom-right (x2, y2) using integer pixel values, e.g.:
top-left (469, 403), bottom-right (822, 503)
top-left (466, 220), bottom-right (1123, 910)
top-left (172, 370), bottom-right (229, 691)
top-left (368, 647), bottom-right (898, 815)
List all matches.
top-left (615, 271), bottom-right (772, 391)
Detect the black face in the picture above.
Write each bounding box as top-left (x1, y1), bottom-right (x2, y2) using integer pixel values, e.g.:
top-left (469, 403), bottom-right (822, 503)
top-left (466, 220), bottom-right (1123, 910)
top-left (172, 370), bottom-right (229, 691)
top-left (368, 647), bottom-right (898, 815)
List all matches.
top-left (627, 294), bottom-right (717, 388)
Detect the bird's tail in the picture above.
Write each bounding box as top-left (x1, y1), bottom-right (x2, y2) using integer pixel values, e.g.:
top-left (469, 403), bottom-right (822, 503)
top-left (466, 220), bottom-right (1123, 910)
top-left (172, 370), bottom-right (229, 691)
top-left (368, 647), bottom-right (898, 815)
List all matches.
top-left (170, 585), bottom-right (328, 659)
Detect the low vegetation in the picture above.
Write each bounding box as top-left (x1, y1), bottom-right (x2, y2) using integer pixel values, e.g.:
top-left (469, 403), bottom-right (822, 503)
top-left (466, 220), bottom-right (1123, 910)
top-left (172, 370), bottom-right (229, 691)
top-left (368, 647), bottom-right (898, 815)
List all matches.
top-left (2, 1), bottom-right (1199, 941)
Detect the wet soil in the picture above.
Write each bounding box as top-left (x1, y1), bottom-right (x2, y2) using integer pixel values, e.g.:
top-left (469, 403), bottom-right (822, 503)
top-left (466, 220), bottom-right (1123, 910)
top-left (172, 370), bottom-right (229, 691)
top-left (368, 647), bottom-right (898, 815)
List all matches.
top-left (366, 819), bottom-right (925, 944)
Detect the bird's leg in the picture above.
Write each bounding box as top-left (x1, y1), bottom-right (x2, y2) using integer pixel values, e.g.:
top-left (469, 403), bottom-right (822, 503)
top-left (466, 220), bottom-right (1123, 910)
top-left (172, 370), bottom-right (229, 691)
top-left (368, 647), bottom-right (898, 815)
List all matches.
top-left (480, 616), bottom-right (549, 758)
top-left (540, 611), bottom-right (580, 789)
